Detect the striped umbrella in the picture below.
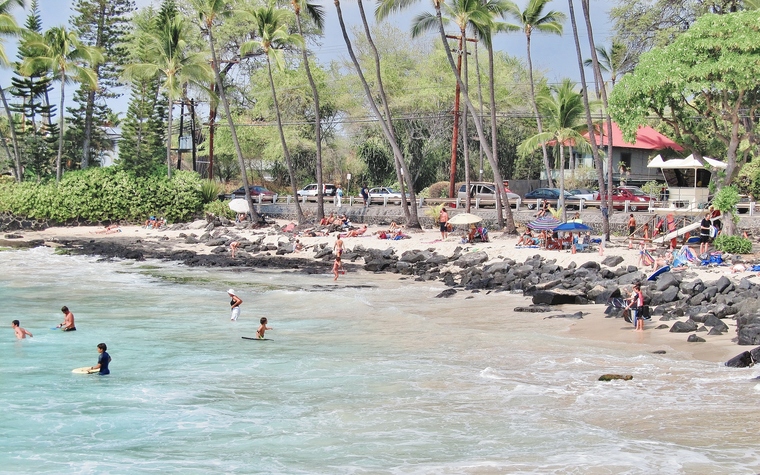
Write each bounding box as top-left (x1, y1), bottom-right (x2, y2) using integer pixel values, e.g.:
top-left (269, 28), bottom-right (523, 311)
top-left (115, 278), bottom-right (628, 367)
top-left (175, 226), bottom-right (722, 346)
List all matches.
top-left (527, 215), bottom-right (561, 230)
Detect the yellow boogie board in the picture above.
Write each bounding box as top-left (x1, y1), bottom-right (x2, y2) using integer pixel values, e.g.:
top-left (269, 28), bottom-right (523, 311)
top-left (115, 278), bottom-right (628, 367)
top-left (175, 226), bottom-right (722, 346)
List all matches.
top-left (72, 366), bottom-right (98, 374)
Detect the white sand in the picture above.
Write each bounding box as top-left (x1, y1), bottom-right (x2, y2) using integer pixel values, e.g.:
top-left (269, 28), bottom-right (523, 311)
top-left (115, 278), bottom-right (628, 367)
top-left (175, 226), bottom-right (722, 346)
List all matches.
top-left (7, 219), bottom-right (758, 363)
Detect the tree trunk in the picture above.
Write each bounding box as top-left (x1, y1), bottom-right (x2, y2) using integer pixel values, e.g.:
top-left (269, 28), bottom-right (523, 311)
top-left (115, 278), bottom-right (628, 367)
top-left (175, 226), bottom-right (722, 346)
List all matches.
top-left (568, 0), bottom-right (609, 238)
top-left (526, 34), bottom-right (554, 189)
top-left (165, 93), bottom-right (173, 179)
top-left (266, 56), bottom-right (304, 225)
top-left (356, 0), bottom-right (419, 227)
top-left (432, 6), bottom-right (511, 231)
top-left (208, 31), bottom-right (259, 222)
top-left (461, 30), bottom-right (471, 213)
top-left (294, 11), bottom-right (325, 221)
top-left (82, 0), bottom-right (107, 170)
top-left (488, 45), bottom-right (516, 233)
top-left (581, 0), bottom-right (614, 239)
top-left (0, 85), bottom-right (22, 182)
top-left (57, 72), bottom-right (66, 183)
top-left (559, 143), bottom-right (566, 222)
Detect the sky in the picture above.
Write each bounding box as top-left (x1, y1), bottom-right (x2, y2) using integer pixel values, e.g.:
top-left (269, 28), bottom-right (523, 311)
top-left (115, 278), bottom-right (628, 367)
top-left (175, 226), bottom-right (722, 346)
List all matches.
top-left (22, 0), bottom-right (613, 116)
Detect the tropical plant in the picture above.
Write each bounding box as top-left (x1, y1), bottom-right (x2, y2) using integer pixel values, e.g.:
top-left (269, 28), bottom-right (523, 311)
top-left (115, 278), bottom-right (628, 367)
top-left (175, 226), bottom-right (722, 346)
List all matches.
top-left (191, 0), bottom-right (260, 222)
top-left (123, 14), bottom-right (212, 179)
top-left (714, 235), bottom-right (752, 254)
top-left (504, 0), bottom-right (565, 189)
top-left (583, 40), bottom-right (634, 92)
top-left (240, 1), bottom-right (305, 224)
top-left (519, 79), bottom-right (588, 220)
top-left (20, 26), bottom-right (103, 183)
top-left (289, 0), bottom-right (327, 220)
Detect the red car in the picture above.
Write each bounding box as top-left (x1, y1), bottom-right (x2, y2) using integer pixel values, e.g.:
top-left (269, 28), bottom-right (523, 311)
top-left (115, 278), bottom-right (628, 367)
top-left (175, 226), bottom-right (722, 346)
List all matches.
top-left (600, 187), bottom-right (653, 211)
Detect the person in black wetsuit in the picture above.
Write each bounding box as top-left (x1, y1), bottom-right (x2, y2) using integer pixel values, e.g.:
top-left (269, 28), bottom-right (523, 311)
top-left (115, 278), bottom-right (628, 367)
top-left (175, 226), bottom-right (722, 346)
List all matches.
top-left (90, 343), bottom-right (111, 375)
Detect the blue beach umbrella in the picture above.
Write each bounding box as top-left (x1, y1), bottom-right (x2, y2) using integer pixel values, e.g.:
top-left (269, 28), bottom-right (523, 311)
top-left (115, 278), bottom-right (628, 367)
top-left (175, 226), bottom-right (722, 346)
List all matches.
top-left (527, 216), bottom-right (561, 230)
top-left (553, 222), bottom-right (592, 232)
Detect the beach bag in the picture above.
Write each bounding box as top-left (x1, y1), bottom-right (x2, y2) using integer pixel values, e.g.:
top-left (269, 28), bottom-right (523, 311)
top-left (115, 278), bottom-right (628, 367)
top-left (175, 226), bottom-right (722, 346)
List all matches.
top-left (710, 225), bottom-right (718, 238)
top-left (640, 305), bottom-right (651, 320)
top-left (709, 252), bottom-right (723, 264)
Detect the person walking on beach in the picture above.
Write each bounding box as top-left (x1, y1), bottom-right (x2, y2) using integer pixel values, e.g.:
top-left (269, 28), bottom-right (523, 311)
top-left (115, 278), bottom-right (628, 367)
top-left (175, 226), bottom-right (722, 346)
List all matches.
top-left (335, 185), bottom-right (343, 207)
top-left (360, 185), bottom-right (369, 207)
top-left (256, 317), bottom-right (272, 339)
top-left (625, 283), bottom-right (645, 331)
top-left (333, 233), bottom-right (344, 257)
top-left (228, 289), bottom-right (243, 321)
top-left (628, 214), bottom-right (636, 236)
top-left (89, 343), bottom-right (111, 375)
top-left (57, 306), bottom-right (76, 331)
top-left (439, 207), bottom-right (449, 240)
top-left (11, 320), bottom-right (32, 339)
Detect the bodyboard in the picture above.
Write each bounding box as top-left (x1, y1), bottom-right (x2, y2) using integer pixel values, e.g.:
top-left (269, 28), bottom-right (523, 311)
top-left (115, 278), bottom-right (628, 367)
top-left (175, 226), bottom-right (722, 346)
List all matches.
top-left (242, 337), bottom-right (272, 341)
top-left (72, 366), bottom-right (97, 374)
top-left (648, 265), bottom-right (670, 281)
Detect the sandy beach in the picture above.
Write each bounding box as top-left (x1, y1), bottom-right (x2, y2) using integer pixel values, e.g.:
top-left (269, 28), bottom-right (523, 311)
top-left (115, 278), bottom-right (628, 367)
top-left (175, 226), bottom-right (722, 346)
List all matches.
top-left (5, 219), bottom-right (758, 364)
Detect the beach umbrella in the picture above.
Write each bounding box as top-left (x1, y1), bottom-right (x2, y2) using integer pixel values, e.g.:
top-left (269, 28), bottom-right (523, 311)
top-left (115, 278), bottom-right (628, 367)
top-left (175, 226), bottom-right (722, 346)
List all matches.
top-left (228, 198), bottom-right (249, 214)
top-left (447, 213), bottom-right (483, 225)
top-left (527, 215), bottom-right (561, 230)
top-left (553, 222), bottom-right (592, 232)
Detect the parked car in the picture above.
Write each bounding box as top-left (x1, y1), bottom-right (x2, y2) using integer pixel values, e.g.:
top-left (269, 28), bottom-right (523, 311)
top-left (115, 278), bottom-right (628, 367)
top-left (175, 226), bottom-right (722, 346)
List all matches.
top-left (231, 185), bottom-right (276, 202)
top-left (568, 188), bottom-right (599, 201)
top-left (600, 187), bottom-right (653, 211)
top-left (524, 188), bottom-right (584, 209)
top-left (457, 183), bottom-right (521, 207)
top-left (297, 183), bottom-right (337, 200)
top-left (368, 186), bottom-right (410, 204)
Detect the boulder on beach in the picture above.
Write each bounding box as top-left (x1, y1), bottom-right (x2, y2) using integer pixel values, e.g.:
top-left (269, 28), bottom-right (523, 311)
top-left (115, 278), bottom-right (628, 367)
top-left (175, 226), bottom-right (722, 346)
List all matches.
top-left (531, 289), bottom-right (586, 305)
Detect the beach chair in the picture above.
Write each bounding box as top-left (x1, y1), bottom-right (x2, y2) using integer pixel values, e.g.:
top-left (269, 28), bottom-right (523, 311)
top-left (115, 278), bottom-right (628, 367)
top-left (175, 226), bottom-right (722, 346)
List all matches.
top-left (639, 249), bottom-right (655, 267)
top-left (574, 234), bottom-right (591, 252)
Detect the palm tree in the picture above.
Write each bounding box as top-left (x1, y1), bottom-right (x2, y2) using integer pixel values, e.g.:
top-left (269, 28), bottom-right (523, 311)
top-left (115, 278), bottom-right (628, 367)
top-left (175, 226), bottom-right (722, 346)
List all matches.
top-left (124, 16), bottom-right (212, 179)
top-left (567, 0), bottom-right (609, 238)
top-left (583, 40), bottom-right (633, 94)
top-left (354, 0), bottom-right (420, 227)
top-left (518, 79), bottom-right (588, 221)
top-left (241, 1), bottom-right (305, 224)
top-left (20, 27), bottom-right (103, 183)
top-left (290, 0), bottom-right (327, 221)
top-left (0, 0), bottom-right (23, 182)
top-left (504, 0), bottom-right (565, 189)
top-left (378, 0), bottom-right (514, 231)
top-left (191, 0), bottom-right (260, 222)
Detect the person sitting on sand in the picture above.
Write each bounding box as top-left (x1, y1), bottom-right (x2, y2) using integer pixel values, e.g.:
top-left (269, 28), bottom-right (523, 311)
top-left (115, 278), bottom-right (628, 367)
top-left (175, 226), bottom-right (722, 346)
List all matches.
top-left (92, 224), bottom-right (121, 234)
top-left (388, 221), bottom-right (402, 233)
top-left (652, 250), bottom-right (673, 270)
top-left (516, 229), bottom-right (534, 246)
top-left (144, 216), bottom-right (157, 228)
top-left (294, 239), bottom-right (304, 252)
top-left (467, 224), bottom-right (478, 244)
top-left (320, 212), bottom-right (335, 226)
top-left (345, 225), bottom-right (368, 238)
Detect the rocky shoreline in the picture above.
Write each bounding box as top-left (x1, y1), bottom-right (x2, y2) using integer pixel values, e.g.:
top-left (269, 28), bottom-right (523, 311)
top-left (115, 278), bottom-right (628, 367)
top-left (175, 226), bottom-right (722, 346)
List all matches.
top-left (5, 216), bottom-right (760, 366)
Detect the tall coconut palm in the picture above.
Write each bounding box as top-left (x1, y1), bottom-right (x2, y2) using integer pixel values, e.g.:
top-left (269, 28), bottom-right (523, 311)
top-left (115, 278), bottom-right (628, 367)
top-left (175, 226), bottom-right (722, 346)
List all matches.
top-left (583, 40), bottom-right (634, 94)
top-left (20, 27), bottom-right (103, 183)
top-left (355, 0), bottom-right (419, 227)
top-left (504, 0), bottom-right (565, 189)
top-left (241, 1), bottom-right (305, 224)
top-left (124, 16), bottom-right (212, 179)
top-left (567, 0), bottom-right (609, 238)
top-left (0, 0), bottom-right (23, 182)
top-left (191, 0), bottom-right (260, 222)
top-left (290, 0), bottom-right (327, 221)
top-left (378, 0), bottom-right (514, 231)
top-left (580, 0), bottom-right (613, 239)
top-left (518, 79), bottom-right (588, 221)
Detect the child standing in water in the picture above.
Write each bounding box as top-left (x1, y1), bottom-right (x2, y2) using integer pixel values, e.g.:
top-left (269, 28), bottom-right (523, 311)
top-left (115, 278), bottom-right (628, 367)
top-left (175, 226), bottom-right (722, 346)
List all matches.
top-left (90, 343), bottom-right (111, 375)
top-left (11, 320), bottom-right (32, 339)
top-left (256, 317), bottom-right (272, 339)
top-left (333, 256), bottom-right (342, 281)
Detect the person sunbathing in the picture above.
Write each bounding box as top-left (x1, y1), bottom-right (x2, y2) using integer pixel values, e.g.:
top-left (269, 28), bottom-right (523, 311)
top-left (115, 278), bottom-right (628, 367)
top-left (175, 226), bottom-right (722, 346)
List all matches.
top-left (345, 225), bottom-right (368, 238)
top-left (92, 224), bottom-right (121, 234)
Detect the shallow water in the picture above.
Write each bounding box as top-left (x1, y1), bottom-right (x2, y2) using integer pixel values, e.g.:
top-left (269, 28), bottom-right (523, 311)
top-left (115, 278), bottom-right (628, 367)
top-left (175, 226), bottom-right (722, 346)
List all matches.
top-left (2, 247), bottom-right (759, 474)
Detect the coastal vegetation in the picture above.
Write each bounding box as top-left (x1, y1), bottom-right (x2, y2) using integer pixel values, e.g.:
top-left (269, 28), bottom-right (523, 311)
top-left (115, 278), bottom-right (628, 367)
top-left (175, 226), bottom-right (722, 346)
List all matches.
top-left (0, 0), bottom-right (759, 230)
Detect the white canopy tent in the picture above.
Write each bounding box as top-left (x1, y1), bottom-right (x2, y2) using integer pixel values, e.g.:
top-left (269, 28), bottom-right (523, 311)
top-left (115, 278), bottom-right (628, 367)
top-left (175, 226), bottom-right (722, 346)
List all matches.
top-left (647, 154), bottom-right (727, 208)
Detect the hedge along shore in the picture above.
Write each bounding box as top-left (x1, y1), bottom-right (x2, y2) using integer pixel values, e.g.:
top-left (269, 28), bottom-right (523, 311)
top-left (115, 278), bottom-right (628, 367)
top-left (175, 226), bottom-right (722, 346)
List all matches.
top-left (4, 206), bottom-right (760, 365)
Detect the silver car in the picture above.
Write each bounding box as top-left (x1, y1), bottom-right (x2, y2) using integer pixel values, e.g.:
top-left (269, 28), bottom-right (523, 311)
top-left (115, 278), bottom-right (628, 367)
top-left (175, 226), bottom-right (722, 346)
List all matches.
top-left (458, 183), bottom-right (520, 207)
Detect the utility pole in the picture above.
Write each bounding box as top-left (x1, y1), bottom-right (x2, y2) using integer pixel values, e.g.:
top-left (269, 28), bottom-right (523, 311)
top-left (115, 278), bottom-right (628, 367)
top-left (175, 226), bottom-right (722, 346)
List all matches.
top-left (446, 34), bottom-right (477, 199)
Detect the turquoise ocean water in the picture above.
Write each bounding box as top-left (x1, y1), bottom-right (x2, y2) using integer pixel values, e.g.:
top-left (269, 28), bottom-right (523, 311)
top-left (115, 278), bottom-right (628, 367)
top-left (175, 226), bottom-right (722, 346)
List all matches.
top-left (2, 247), bottom-right (760, 474)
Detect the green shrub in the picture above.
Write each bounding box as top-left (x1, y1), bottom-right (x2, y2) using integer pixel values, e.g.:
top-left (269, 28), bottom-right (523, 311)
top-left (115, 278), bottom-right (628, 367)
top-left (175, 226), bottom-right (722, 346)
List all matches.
top-left (713, 235), bottom-right (753, 254)
top-left (0, 168), bottom-right (204, 223)
top-left (203, 200), bottom-right (235, 219)
top-left (427, 181), bottom-right (451, 199)
top-left (200, 180), bottom-right (224, 204)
